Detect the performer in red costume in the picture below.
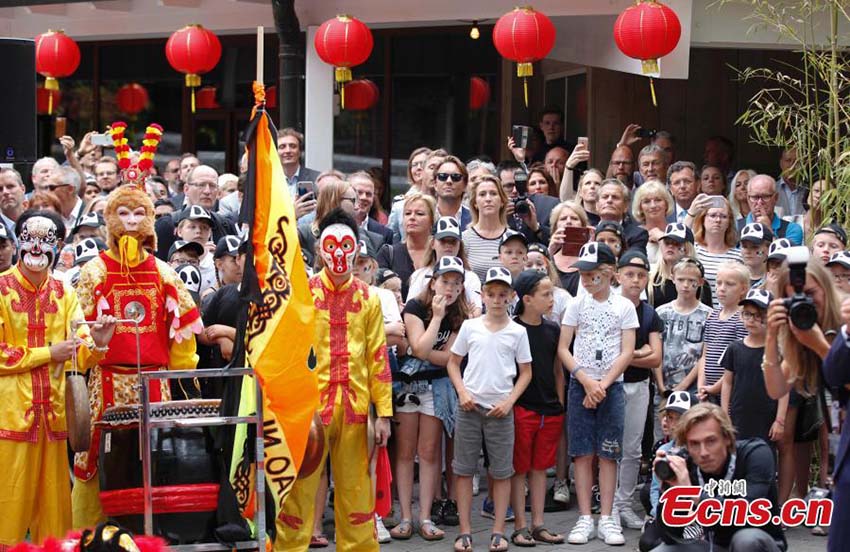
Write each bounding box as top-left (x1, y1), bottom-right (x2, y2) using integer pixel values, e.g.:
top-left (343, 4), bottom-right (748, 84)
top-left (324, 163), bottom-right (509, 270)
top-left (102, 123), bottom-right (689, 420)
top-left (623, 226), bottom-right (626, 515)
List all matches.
top-left (278, 209), bottom-right (393, 551)
top-left (0, 210), bottom-right (116, 548)
top-left (71, 123), bottom-right (203, 528)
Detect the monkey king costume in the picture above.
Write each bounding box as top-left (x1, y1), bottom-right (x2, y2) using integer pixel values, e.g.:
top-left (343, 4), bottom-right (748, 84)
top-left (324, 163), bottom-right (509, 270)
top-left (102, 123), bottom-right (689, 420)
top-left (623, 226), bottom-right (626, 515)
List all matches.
top-left (277, 221), bottom-right (393, 551)
top-left (0, 214), bottom-right (103, 548)
top-left (71, 123), bottom-right (202, 528)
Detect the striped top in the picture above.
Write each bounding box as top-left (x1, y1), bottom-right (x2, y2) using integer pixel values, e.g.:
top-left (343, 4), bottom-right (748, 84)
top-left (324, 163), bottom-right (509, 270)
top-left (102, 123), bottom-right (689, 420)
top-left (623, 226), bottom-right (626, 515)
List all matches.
top-left (462, 226), bottom-right (507, 283)
top-left (695, 246), bottom-right (743, 309)
top-left (703, 309), bottom-right (747, 388)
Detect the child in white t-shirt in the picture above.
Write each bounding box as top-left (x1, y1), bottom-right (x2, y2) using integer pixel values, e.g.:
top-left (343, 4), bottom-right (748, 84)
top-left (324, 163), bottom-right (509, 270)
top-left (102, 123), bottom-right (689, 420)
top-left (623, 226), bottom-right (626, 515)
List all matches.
top-left (448, 266), bottom-right (532, 552)
top-left (558, 242), bottom-right (638, 546)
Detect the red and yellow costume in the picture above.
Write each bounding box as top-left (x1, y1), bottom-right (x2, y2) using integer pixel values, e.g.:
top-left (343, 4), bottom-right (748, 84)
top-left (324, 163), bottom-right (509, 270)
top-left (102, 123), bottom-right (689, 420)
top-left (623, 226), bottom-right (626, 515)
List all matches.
top-left (278, 269), bottom-right (392, 551)
top-left (71, 184), bottom-right (201, 528)
top-left (0, 266), bottom-right (101, 548)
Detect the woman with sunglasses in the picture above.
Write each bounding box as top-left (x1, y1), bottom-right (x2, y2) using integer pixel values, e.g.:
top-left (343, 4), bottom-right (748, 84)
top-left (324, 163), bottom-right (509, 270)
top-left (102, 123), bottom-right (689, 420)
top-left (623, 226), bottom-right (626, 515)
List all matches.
top-left (392, 257), bottom-right (471, 541)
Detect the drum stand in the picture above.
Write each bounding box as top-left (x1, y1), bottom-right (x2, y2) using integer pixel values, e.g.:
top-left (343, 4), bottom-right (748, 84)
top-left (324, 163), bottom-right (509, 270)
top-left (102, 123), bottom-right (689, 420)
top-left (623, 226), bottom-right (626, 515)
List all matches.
top-left (72, 320), bottom-right (267, 552)
top-left (140, 368), bottom-right (266, 552)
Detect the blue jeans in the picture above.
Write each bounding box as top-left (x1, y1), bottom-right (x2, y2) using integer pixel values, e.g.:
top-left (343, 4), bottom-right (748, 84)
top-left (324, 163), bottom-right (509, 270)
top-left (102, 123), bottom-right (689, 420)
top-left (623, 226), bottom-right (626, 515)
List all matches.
top-left (568, 380), bottom-right (625, 460)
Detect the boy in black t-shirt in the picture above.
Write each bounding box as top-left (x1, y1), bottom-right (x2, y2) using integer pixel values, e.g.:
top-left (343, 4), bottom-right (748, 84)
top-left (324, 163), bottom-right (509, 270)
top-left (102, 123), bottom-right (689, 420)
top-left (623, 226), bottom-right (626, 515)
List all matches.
top-left (613, 251), bottom-right (664, 530)
top-left (509, 270), bottom-right (565, 546)
top-left (720, 288), bottom-right (788, 443)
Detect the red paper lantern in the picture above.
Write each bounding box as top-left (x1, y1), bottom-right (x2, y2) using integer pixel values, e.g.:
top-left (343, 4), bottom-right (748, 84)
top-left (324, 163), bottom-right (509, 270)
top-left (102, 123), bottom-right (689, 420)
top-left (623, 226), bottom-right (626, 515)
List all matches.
top-left (613, 0), bottom-right (681, 105)
top-left (36, 87), bottom-right (62, 115)
top-left (314, 15), bottom-right (373, 108)
top-left (115, 83), bottom-right (149, 115)
top-left (492, 6), bottom-right (556, 107)
top-left (196, 86), bottom-right (219, 109)
top-left (165, 24), bottom-right (222, 112)
top-left (35, 30), bottom-right (80, 115)
top-left (469, 77), bottom-right (490, 110)
top-left (343, 79), bottom-right (379, 111)
top-left (266, 85), bottom-right (277, 109)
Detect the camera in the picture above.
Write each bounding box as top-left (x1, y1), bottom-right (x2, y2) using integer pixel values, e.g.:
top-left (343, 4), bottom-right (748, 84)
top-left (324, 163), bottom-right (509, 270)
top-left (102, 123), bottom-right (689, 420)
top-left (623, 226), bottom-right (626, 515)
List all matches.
top-left (636, 128), bottom-right (657, 139)
top-left (782, 246), bottom-right (817, 330)
top-left (512, 169), bottom-right (531, 217)
top-left (654, 446), bottom-right (689, 481)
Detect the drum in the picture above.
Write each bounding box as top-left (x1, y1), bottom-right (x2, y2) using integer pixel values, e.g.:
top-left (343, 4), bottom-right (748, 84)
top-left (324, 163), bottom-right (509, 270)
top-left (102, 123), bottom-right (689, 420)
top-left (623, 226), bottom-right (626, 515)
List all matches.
top-left (97, 399), bottom-right (222, 543)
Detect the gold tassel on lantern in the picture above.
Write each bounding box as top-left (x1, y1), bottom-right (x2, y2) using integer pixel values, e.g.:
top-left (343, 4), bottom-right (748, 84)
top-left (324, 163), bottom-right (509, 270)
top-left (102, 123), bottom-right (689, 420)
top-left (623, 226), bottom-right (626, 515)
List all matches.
top-left (335, 67), bottom-right (352, 109)
top-left (517, 62), bottom-right (533, 108)
top-left (641, 59), bottom-right (660, 107)
top-left (186, 73), bottom-right (201, 113)
top-left (44, 76), bottom-right (59, 115)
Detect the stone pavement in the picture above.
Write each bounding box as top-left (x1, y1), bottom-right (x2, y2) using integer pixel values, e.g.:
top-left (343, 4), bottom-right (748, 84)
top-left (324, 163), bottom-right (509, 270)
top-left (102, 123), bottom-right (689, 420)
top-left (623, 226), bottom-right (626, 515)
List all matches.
top-left (316, 493), bottom-right (827, 551)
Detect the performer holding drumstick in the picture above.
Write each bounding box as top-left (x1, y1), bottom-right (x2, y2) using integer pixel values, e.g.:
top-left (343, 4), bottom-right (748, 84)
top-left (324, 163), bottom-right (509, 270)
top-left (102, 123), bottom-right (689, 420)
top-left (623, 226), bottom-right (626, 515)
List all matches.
top-left (0, 210), bottom-right (117, 547)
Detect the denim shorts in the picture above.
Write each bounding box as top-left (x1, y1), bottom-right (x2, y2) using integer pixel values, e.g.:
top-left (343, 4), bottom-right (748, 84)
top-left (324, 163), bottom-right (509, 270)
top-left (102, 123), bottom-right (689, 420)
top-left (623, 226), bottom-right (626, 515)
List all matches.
top-left (567, 380), bottom-right (625, 460)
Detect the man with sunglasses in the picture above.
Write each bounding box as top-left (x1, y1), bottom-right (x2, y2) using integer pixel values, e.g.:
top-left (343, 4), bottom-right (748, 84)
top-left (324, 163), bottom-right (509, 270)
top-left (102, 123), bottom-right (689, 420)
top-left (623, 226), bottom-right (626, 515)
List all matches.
top-left (736, 174), bottom-right (803, 245)
top-left (46, 167), bottom-right (85, 237)
top-left (434, 155), bottom-right (472, 233)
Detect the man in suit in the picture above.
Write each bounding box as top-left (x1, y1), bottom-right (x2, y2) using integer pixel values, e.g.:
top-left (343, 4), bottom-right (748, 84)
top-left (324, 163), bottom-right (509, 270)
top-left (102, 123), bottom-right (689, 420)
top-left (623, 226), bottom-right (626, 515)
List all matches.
top-left (278, 127), bottom-right (321, 210)
top-left (598, 180), bottom-right (648, 255)
top-left (349, 171), bottom-right (393, 246)
top-left (667, 161), bottom-right (700, 224)
top-left (155, 165), bottom-right (238, 261)
top-left (169, 153), bottom-right (200, 209)
top-left (435, 154), bottom-right (472, 233)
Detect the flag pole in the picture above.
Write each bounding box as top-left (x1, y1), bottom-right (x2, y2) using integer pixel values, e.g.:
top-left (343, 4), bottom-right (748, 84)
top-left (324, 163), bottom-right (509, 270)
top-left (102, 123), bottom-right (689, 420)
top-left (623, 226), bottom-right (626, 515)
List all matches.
top-left (256, 26), bottom-right (264, 88)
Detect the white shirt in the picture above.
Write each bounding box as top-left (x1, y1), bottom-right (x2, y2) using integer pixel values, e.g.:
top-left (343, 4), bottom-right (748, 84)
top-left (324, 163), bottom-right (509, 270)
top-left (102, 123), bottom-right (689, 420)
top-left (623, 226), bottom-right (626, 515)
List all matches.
top-left (451, 317), bottom-right (532, 408)
top-left (64, 197), bottom-right (84, 237)
top-left (407, 267), bottom-right (483, 311)
top-left (199, 252), bottom-right (217, 294)
top-left (372, 285), bottom-right (401, 323)
top-left (561, 291), bottom-right (639, 382)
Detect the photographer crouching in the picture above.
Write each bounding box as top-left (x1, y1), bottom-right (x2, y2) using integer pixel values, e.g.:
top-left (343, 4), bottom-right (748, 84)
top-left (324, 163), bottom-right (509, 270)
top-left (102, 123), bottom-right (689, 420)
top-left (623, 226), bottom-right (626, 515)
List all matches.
top-left (652, 403), bottom-right (786, 551)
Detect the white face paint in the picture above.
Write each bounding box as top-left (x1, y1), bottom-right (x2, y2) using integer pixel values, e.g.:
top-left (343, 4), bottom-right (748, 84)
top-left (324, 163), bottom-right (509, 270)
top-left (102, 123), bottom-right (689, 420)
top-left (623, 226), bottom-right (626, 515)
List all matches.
top-left (320, 223), bottom-right (357, 276)
top-left (19, 216), bottom-right (59, 273)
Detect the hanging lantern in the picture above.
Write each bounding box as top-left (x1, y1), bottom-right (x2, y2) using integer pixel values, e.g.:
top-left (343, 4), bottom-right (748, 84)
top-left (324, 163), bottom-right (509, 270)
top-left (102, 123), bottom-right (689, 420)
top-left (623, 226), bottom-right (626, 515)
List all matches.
top-left (196, 86), bottom-right (219, 109)
top-left (314, 15), bottom-right (373, 109)
top-left (613, 0), bottom-right (681, 107)
top-left (35, 30), bottom-right (80, 115)
top-left (469, 76), bottom-right (490, 111)
top-left (165, 24), bottom-right (222, 113)
top-left (492, 7), bottom-right (555, 108)
top-left (266, 85), bottom-right (277, 109)
top-left (115, 83), bottom-right (149, 116)
top-left (36, 87), bottom-right (62, 115)
top-left (343, 79), bottom-right (379, 111)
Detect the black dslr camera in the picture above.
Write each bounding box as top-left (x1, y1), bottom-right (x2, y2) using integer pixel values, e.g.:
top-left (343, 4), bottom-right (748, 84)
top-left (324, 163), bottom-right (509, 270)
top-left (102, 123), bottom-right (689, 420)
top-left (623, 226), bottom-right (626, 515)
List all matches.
top-left (782, 246), bottom-right (817, 330)
top-left (512, 169), bottom-right (531, 217)
top-left (654, 446), bottom-right (690, 481)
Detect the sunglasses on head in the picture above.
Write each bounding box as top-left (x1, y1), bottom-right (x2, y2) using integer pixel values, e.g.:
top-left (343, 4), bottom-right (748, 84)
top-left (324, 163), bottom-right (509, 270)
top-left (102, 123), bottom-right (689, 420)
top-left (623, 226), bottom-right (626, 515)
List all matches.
top-left (436, 172), bottom-right (463, 183)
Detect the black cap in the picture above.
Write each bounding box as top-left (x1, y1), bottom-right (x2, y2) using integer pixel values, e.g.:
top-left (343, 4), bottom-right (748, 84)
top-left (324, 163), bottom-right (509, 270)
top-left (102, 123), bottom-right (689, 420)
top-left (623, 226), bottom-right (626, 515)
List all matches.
top-left (179, 205), bottom-right (213, 225)
top-left (376, 268), bottom-right (399, 286)
top-left (739, 288), bottom-right (772, 309)
top-left (512, 269), bottom-right (546, 299)
top-left (499, 229), bottom-right (528, 251)
top-left (618, 250), bottom-right (650, 271)
top-left (527, 243), bottom-right (550, 259)
top-left (168, 239), bottom-right (204, 259)
top-left (661, 222), bottom-right (694, 245)
top-left (572, 242), bottom-right (617, 271)
top-left (740, 222), bottom-right (774, 244)
top-left (595, 220), bottom-right (625, 240)
top-left (815, 223), bottom-right (848, 247)
top-left (214, 235), bottom-right (241, 259)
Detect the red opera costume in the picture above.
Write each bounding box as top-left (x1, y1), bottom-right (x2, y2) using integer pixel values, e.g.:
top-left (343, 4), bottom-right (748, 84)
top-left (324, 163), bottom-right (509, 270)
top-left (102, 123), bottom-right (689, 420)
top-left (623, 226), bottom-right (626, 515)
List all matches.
top-left (70, 146), bottom-right (202, 527)
top-left (278, 265), bottom-right (392, 551)
top-left (0, 219), bottom-right (102, 548)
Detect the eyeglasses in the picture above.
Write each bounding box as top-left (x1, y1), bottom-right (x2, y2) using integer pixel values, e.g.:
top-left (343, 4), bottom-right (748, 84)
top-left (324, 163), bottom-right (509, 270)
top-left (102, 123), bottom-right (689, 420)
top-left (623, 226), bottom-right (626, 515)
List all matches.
top-left (741, 311), bottom-right (765, 322)
top-left (833, 274), bottom-right (850, 284)
top-left (437, 172), bottom-right (464, 183)
top-left (747, 193), bottom-right (775, 203)
top-left (44, 184), bottom-right (71, 192)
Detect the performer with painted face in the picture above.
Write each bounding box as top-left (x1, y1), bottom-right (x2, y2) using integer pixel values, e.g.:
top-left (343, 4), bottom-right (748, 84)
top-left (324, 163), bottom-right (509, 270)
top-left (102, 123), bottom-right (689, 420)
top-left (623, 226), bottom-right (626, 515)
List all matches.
top-left (71, 123), bottom-right (203, 528)
top-left (278, 208), bottom-right (393, 551)
top-left (0, 210), bottom-right (117, 547)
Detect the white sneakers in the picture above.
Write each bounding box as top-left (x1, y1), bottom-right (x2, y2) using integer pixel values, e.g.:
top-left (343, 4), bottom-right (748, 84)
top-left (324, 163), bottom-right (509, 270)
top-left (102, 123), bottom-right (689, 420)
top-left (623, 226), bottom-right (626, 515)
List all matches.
top-left (568, 515), bottom-right (595, 544)
top-left (567, 514), bottom-right (626, 546)
top-left (617, 506), bottom-right (645, 530)
top-left (597, 515), bottom-right (626, 545)
top-left (375, 515), bottom-right (391, 544)
top-left (553, 478), bottom-right (570, 504)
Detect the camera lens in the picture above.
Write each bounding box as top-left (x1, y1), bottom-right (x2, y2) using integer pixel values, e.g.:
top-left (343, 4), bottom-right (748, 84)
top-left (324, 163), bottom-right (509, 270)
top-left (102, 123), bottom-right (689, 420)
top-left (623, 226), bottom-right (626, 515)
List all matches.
top-left (654, 458), bottom-right (675, 481)
top-left (790, 300), bottom-right (818, 330)
top-left (515, 198), bottom-right (530, 217)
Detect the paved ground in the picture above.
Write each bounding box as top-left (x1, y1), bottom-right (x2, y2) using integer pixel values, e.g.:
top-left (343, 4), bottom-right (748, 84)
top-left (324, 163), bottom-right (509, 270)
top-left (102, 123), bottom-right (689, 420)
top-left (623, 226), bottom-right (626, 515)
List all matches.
top-left (316, 488), bottom-right (827, 551)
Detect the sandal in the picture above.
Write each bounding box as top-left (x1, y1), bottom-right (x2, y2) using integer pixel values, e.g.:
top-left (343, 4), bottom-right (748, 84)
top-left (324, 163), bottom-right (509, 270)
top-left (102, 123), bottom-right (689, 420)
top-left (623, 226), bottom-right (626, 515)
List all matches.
top-left (531, 525), bottom-right (564, 545)
top-left (454, 533), bottom-right (473, 551)
top-left (418, 519), bottom-right (445, 541)
top-left (308, 534), bottom-right (329, 548)
top-left (390, 519), bottom-right (413, 540)
top-left (510, 527), bottom-right (536, 547)
top-left (489, 532), bottom-right (508, 552)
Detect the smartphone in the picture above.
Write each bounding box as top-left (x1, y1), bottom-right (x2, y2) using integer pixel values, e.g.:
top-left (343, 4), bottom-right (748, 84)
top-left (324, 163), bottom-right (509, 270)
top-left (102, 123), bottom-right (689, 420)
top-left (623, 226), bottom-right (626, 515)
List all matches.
top-left (297, 181), bottom-right (314, 197)
top-left (54, 117), bottom-right (66, 139)
top-left (708, 195), bottom-right (726, 209)
top-left (511, 125), bottom-right (532, 149)
top-left (577, 136), bottom-right (588, 148)
top-left (561, 226), bottom-right (592, 257)
top-left (636, 128), bottom-right (657, 139)
top-left (91, 133), bottom-right (112, 147)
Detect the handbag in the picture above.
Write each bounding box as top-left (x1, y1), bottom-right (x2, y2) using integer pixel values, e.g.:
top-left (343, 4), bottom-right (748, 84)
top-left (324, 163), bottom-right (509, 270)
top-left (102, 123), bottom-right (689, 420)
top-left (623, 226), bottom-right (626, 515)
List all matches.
top-left (794, 392), bottom-right (824, 443)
